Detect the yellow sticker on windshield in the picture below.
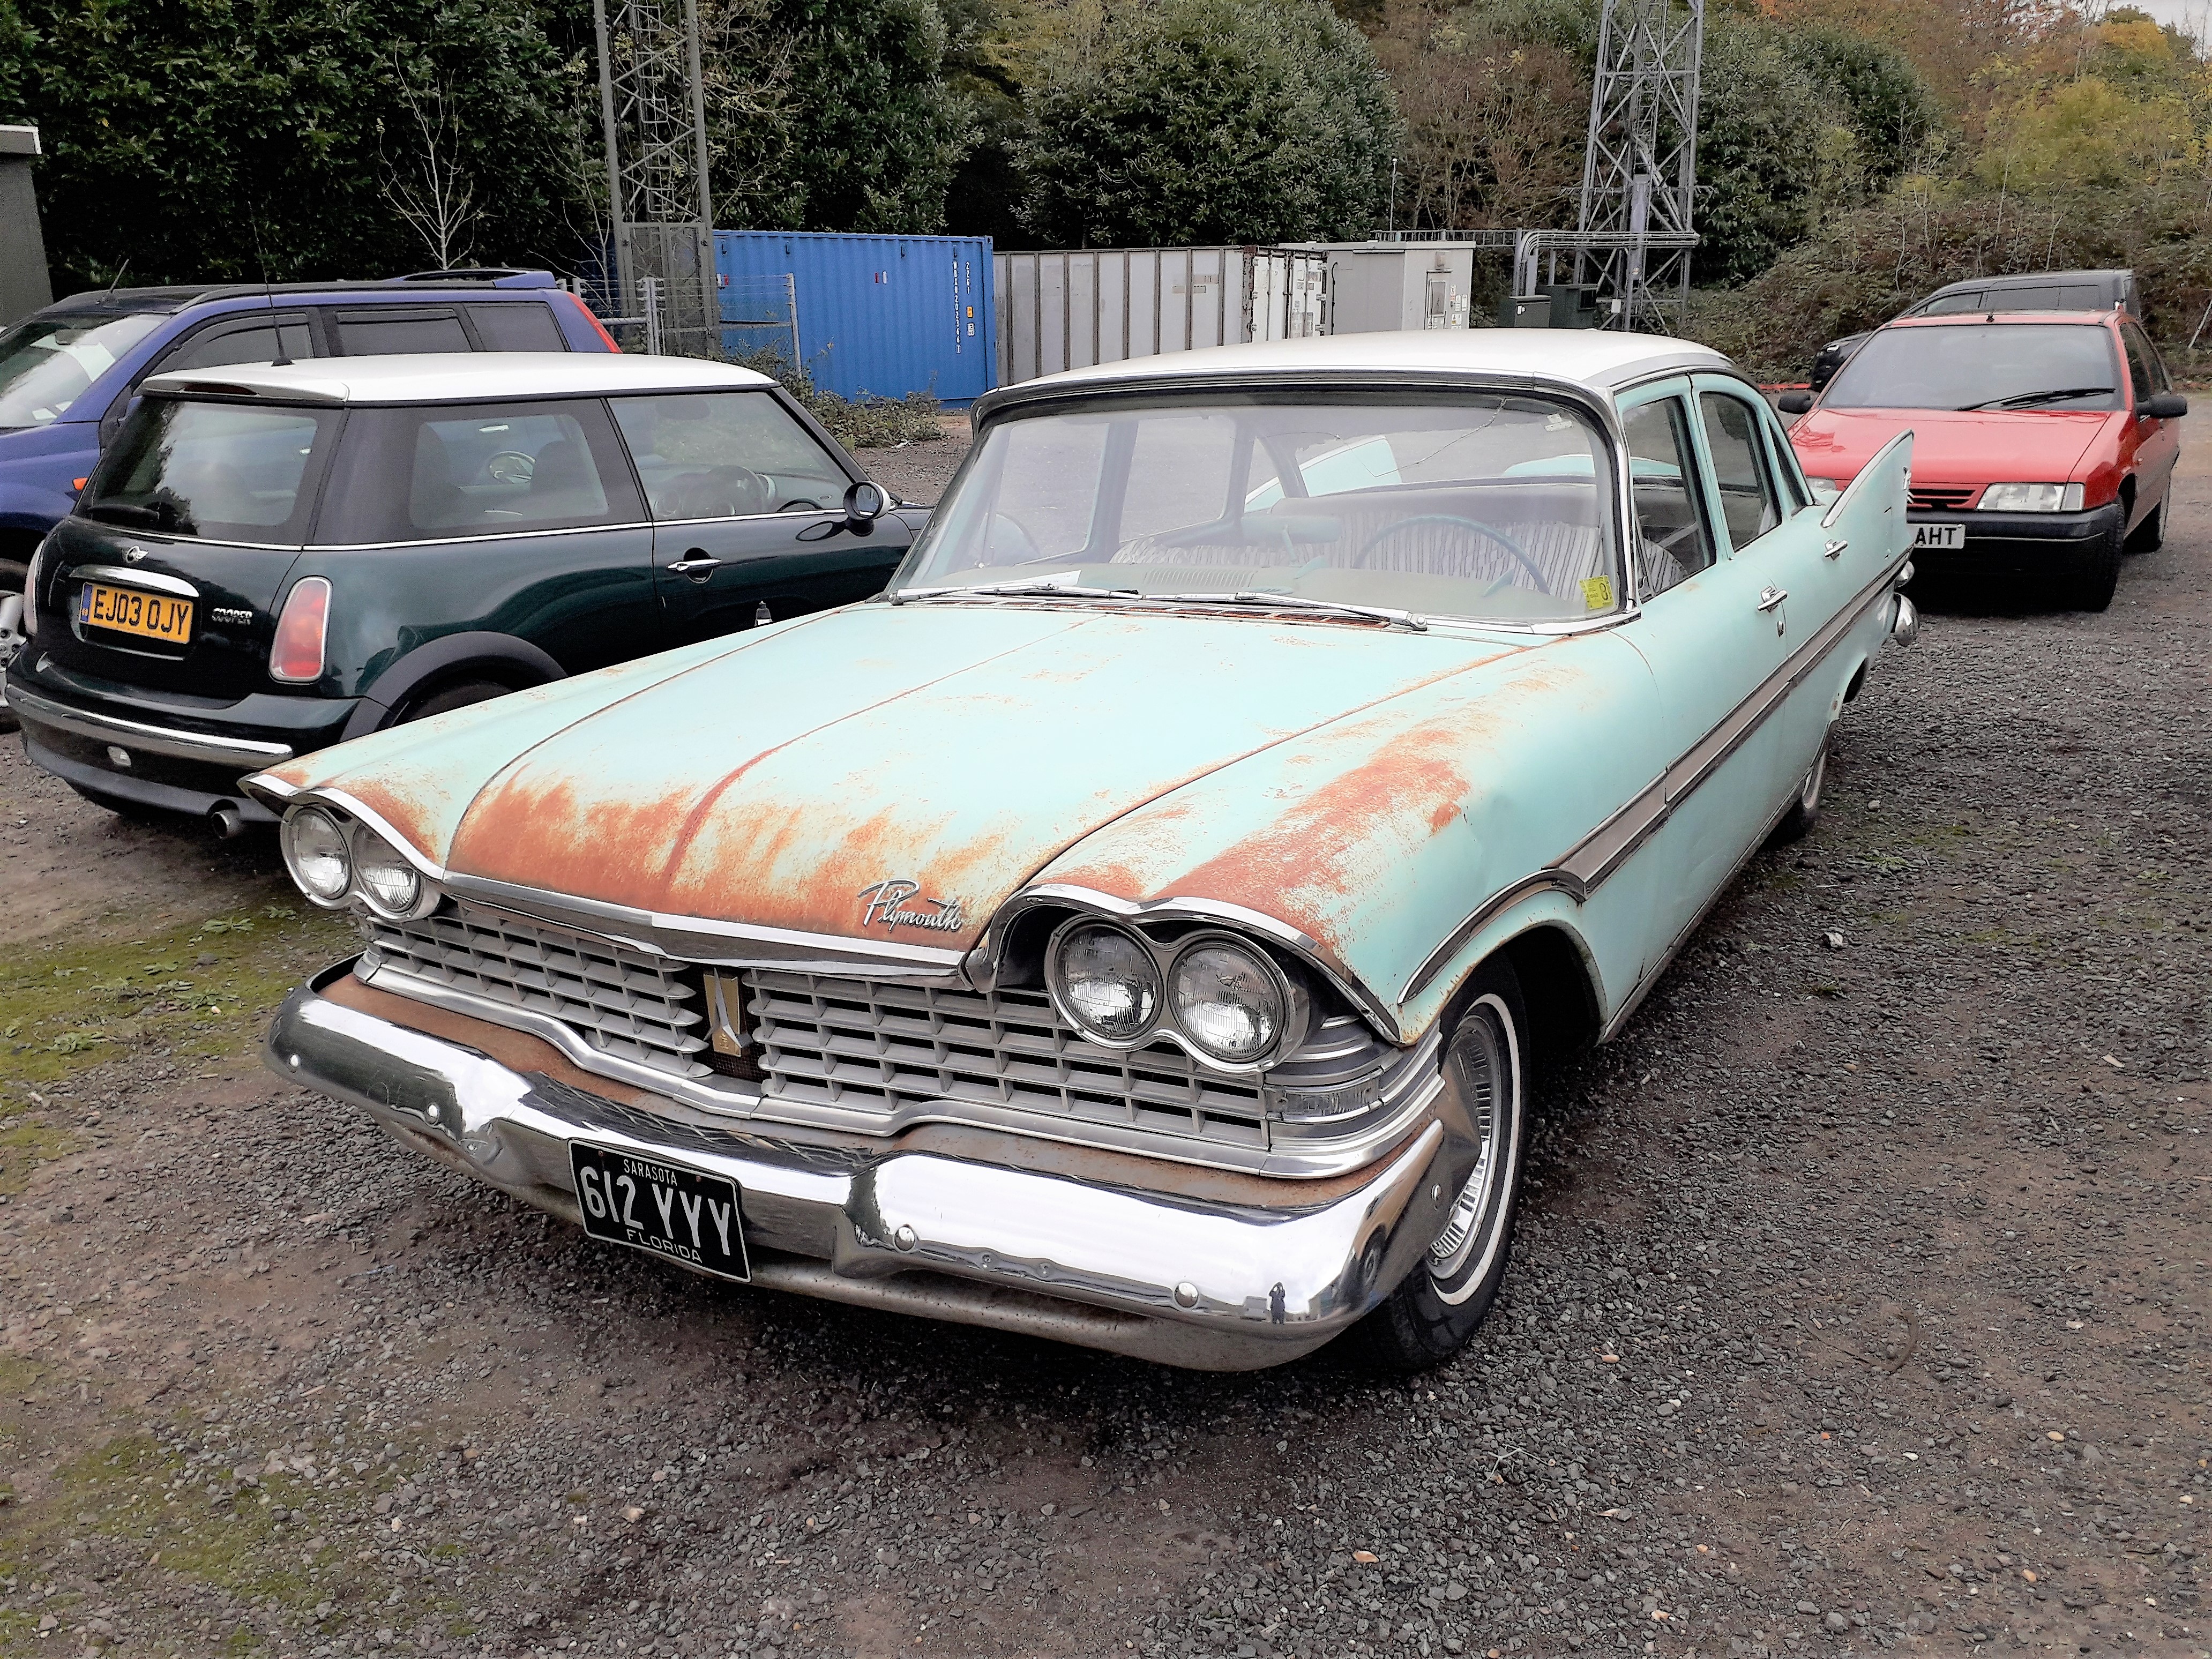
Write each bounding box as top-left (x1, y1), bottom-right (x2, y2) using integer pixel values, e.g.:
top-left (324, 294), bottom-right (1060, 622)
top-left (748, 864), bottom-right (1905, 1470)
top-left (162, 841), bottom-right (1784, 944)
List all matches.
top-left (1581, 576), bottom-right (1614, 611)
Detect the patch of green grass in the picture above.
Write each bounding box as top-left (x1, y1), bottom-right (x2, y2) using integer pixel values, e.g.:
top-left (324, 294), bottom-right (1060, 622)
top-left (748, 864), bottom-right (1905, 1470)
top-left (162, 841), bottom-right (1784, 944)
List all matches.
top-left (0, 905), bottom-right (355, 1089)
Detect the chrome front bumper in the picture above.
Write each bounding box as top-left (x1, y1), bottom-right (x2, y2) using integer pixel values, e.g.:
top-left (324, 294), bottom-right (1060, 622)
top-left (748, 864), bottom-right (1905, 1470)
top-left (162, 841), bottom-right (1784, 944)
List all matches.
top-left (267, 965), bottom-right (1477, 1371)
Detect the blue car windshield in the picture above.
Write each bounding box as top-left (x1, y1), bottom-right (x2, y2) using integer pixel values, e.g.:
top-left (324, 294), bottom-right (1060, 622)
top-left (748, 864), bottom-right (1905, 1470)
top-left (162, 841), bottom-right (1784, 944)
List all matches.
top-left (894, 392), bottom-right (1624, 625)
top-left (0, 310), bottom-right (166, 429)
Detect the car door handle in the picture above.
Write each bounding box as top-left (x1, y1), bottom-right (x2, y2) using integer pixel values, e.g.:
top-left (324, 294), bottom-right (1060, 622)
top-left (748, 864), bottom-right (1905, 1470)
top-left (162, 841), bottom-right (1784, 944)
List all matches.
top-left (1823, 539), bottom-right (1847, 559)
top-left (669, 554), bottom-right (721, 583)
top-left (1756, 585), bottom-right (1789, 610)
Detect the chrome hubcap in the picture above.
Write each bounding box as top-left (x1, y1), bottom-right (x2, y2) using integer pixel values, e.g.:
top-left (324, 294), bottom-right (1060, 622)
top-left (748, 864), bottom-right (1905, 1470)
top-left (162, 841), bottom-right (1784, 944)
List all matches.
top-left (1429, 1012), bottom-right (1503, 1280)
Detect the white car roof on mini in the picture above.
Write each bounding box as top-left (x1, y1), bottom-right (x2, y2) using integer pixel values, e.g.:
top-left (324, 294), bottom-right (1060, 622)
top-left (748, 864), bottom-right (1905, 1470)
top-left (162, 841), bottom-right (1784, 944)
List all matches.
top-left (1006, 330), bottom-right (1735, 400)
top-left (137, 352), bottom-right (775, 406)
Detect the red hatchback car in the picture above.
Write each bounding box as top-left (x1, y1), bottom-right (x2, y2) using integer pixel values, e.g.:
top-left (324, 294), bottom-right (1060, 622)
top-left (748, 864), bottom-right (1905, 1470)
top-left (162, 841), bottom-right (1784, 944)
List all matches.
top-left (1779, 311), bottom-right (2185, 609)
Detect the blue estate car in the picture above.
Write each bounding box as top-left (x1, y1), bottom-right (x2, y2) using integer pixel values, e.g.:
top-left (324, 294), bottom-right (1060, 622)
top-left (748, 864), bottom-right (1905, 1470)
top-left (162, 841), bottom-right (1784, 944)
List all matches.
top-left (0, 269), bottom-right (615, 617)
top-left (247, 331), bottom-right (1922, 1372)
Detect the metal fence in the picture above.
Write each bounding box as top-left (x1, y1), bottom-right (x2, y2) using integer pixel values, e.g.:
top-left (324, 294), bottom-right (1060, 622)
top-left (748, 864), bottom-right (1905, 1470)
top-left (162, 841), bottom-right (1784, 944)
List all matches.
top-left (718, 273), bottom-right (801, 371)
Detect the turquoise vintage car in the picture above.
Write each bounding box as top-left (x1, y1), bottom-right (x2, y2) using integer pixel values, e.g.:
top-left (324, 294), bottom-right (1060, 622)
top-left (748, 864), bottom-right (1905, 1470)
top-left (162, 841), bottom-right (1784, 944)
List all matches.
top-left (247, 332), bottom-right (1917, 1372)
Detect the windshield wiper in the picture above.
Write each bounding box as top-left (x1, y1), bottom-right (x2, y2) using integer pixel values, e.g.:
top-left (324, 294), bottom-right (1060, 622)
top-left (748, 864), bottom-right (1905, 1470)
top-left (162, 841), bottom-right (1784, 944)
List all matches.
top-left (1959, 386), bottom-right (2115, 411)
top-left (1150, 590), bottom-right (1429, 632)
top-left (886, 577), bottom-right (1139, 605)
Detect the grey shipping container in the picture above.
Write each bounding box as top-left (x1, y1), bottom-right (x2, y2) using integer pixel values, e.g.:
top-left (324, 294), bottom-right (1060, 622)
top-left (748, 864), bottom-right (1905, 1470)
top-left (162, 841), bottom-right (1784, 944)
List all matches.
top-left (995, 246), bottom-right (1328, 385)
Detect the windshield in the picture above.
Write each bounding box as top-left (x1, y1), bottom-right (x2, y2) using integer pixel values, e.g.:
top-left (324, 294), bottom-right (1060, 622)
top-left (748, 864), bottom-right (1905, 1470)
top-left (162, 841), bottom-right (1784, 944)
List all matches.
top-left (84, 399), bottom-right (337, 543)
top-left (1823, 324), bottom-right (2123, 412)
top-left (0, 310), bottom-right (167, 429)
top-left (893, 392), bottom-right (1623, 625)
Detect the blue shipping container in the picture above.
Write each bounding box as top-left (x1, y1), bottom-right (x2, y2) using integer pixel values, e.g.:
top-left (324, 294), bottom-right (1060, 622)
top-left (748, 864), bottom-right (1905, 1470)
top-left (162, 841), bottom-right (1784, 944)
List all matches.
top-left (714, 230), bottom-right (995, 407)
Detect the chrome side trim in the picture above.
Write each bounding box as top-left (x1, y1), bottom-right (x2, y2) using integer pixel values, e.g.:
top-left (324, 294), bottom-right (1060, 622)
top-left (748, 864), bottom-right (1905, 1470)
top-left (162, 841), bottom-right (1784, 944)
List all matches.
top-left (70, 565), bottom-right (199, 599)
top-left (1399, 553), bottom-right (1907, 1006)
top-left (972, 884), bottom-right (1401, 1041)
top-left (267, 967), bottom-right (1476, 1369)
top-left (359, 955), bottom-right (1439, 1180)
top-left (308, 521), bottom-right (656, 552)
top-left (9, 684), bottom-right (296, 766)
top-left (1822, 430), bottom-right (1912, 531)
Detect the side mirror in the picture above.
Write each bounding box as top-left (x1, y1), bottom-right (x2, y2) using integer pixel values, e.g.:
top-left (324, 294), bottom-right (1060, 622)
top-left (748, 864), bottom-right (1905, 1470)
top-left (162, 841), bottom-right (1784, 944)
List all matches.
top-left (2139, 391), bottom-right (2188, 420)
top-left (843, 479), bottom-right (889, 528)
top-left (1776, 390), bottom-right (1814, 415)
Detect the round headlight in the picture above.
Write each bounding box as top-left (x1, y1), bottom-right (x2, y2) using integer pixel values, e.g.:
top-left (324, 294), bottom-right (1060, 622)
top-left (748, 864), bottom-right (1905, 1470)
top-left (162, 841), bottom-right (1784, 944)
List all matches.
top-left (351, 827), bottom-right (423, 916)
top-left (1051, 923), bottom-right (1160, 1042)
top-left (282, 807), bottom-right (351, 901)
top-left (1170, 941), bottom-right (1284, 1063)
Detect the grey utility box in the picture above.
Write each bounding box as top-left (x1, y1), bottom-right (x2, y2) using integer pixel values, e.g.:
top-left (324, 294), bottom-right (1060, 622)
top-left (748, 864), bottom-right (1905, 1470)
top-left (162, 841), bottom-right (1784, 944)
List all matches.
top-left (0, 125), bottom-right (53, 326)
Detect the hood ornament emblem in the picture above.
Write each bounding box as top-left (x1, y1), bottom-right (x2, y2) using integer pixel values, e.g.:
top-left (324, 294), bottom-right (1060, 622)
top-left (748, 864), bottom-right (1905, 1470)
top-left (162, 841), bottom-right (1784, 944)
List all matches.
top-left (858, 879), bottom-right (965, 935)
top-left (123, 546), bottom-right (148, 564)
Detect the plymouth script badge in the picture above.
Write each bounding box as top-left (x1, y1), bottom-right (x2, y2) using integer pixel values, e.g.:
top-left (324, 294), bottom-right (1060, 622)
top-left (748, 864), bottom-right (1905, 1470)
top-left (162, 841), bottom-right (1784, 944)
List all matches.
top-left (858, 878), bottom-right (965, 934)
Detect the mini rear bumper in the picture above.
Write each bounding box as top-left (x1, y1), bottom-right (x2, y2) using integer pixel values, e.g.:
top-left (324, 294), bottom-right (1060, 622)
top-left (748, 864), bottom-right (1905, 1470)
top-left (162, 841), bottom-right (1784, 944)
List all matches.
top-left (267, 963), bottom-right (1477, 1371)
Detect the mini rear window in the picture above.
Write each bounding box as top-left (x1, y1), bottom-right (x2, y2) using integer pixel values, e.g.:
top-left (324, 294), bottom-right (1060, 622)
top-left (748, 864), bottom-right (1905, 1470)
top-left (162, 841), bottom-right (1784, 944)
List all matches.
top-left (83, 398), bottom-right (337, 542)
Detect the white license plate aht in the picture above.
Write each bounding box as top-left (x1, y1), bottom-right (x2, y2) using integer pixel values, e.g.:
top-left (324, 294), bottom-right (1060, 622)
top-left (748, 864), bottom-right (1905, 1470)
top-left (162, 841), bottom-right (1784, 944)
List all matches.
top-left (1911, 522), bottom-right (1965, 551)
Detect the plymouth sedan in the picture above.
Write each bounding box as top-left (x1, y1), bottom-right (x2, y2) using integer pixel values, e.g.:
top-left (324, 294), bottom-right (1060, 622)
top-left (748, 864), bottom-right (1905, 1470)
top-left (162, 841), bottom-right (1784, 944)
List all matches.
top-left (247, 332), bottom-right (1917, 1372)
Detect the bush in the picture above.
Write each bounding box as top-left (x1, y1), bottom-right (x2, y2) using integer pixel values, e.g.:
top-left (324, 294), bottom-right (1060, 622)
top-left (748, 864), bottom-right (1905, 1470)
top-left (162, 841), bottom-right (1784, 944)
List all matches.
top-left (1015, 0), bottom-right (1401, 246)
top-left (742, 352), bottom-right (946, 449)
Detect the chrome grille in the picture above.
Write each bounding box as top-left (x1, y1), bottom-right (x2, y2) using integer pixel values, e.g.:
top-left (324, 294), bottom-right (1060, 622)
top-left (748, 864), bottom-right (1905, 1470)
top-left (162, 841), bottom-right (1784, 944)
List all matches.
top-left (744, 969), bottom-right (1269, 1149)
top-left (365, 905), bottom-right (708, 1077)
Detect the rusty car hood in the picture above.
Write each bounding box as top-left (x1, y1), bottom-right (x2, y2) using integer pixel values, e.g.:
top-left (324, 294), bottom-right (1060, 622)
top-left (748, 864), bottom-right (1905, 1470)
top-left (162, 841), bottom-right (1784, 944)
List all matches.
top-left (262, 603), bottom-right (1531, 949)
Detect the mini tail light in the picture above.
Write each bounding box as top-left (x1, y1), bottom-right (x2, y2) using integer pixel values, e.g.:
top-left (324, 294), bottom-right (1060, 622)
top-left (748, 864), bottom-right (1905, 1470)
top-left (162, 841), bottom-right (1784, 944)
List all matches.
top-left (270, 577), bottom-right (331, 683)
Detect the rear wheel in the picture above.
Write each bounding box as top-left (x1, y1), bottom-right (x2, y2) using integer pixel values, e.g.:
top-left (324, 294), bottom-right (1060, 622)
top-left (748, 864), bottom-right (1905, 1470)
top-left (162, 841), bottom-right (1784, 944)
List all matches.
top-left (1772, 738), bottom-right (1829, 843)
top-left (1352, 959), bottom-right (1528, 1372)
top-left (2124, 497), bottom-right (2164, 554)
top-left (2066, 519), bottom-right (2123, 612)
top-left (398, 678), bottom-right (512, 723)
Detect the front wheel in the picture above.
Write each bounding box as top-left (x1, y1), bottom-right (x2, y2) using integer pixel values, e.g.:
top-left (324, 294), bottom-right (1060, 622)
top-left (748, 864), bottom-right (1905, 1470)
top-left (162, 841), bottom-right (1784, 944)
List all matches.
top-left (2066, 519), bottom-right (2123, 611)
top-left (1351, 959), bottom-right (1528, 1372)
top-left (2124, 497), bottom-right (2164, 554)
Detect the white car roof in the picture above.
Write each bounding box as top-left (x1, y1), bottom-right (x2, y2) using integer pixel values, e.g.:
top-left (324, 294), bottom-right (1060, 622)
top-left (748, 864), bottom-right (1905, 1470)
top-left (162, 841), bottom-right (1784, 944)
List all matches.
top-left (1012, 330), bottom-right (1735, 399)
top-left (137, 352), bottom-right (775, 406)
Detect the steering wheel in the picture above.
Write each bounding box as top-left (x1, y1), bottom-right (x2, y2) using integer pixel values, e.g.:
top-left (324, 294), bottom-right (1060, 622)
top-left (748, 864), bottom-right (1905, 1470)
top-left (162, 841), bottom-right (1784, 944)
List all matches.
top-left (777, 498), bottom-right (823, 513)
top-left (1357, 516), bottom-right (1549, 591)
top-left (664, 466), bottom-right (769, 519)
top-left (484, 451), bottom-right (535, 485)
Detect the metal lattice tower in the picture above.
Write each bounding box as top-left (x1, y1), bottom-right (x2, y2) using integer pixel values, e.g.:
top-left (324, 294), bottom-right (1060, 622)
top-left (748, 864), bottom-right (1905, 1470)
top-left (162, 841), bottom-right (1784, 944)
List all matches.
top-left (593, 0), bottom-right (720, 356)
top-left (1573, 0), bottom-right (1703, 330)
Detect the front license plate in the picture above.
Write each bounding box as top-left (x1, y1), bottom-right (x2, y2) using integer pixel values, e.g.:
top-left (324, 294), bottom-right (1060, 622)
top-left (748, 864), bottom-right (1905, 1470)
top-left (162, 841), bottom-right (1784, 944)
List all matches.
top-left (78, 581), bottom-right (194, 644)
top-left (1910, 522), bottom-right (1965, 551)
top-left (569, 1142), bottom-right (750, 1282)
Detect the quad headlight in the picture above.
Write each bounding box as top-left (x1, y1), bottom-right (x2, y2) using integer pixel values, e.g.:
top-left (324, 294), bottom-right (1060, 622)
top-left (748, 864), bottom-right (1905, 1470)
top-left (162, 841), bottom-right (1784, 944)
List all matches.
top-left (279, 803), bottom-right (436, 917)
top-left (282, 806), bottom-right (352, 901)
top-left (1051, 922), bottom-right (1160, 1041)
top-left (1045, 917), bottom-right (1302, 1067)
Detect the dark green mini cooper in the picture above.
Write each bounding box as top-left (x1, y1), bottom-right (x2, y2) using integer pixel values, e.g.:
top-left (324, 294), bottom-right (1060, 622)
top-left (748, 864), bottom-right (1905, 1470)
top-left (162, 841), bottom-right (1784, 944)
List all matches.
top-left (8, 354), bottom-right (918, 830)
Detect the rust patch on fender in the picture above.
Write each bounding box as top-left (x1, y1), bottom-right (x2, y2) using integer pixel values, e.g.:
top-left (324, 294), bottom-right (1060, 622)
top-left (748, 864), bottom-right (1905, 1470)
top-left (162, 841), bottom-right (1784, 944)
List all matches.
top-left (449, 775), bottom-right (711, 912)
top-left (339, 772), bottom-right (451, 863)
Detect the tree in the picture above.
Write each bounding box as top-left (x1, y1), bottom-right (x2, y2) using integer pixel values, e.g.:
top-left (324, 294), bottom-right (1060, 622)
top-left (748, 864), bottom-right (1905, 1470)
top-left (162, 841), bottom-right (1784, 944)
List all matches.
top-left (1015, 0), bottom-right (1401, 247)
top-left (3, 0), bottom-right (590, 291)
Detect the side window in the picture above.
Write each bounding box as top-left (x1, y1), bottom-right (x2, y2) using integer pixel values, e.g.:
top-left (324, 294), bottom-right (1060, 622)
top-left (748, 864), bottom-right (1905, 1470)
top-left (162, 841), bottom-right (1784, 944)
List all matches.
top-left (468, 303), bottom-right (566, 352)
top-left (164, 317), bottom-right (313, 371)
top-left (1698, 393), bottom-right (1785, 550)
top-left (315, 400), bottom-right (643, 543)
top-left (1620, 397), bottom-right (1716, 597)
top-left (330, 310), bottom-right (471, 355)
top-left (1920, 291), bottom-right (1986, 315)
top-left (609, 392), bottom-right (852, 520)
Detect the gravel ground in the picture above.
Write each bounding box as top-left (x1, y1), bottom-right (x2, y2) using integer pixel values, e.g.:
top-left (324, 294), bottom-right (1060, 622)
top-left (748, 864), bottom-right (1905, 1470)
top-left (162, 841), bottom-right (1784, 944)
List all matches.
top-left (858, 417), bottom-right (974, 509)
top-left (0, 431), bottom-right (2203, 1659)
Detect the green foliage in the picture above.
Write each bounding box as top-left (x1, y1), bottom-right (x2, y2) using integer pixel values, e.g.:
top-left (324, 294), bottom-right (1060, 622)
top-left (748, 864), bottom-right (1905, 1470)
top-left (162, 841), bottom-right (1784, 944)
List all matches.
top-left (1796, 27), bottom-right (1939, 187)
top-left (1692, 19), bottom-right (1827, 286)
top-left (4, 0), bottom-right (590, 290)
top-left (1016, 0), bottom-right (1402, 246)
top-left (708, 0), bottom-right (975, 233)
top-left (739, 350), bottom-right (945, 447)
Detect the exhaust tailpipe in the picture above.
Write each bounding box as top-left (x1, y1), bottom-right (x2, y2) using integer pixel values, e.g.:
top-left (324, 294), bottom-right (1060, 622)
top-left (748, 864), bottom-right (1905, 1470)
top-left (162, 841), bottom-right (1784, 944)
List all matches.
top-left (211, 804), bottom-right (246, 839)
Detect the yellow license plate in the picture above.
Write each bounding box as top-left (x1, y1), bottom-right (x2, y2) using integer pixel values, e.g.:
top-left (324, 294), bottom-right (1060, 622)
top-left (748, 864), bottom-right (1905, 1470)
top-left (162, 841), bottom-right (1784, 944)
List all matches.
top-left (78, 581), bottom-right (194, 645)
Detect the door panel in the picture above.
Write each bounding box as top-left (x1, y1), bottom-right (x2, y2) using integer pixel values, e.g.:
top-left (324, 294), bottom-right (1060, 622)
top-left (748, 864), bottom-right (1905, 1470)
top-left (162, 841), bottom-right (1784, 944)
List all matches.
top-left (1616, 378), bottom-right (1799, 968)
top-left (608, 389), bottom-right (913, 644)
